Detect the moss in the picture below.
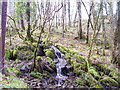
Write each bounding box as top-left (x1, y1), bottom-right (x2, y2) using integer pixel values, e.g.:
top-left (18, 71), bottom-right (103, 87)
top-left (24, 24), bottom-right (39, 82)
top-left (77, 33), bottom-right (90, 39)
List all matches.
top-left (100, 76), bottom-right (119, 87)
top-left (44, 48), bottom-right (55, 59)
top-left (36, 56), bottom-right (41, 61)
top-left (74, 54), bottom-right (86, 62)
top-left (17, 44), bottom-right (28, 51)
top-left (74, 78), bottom-right (85, 87)
top-left (65, 53), bottom-right (71, 59)
top-left (84, 73), bottom-right (97, 87)
top-left (46, 57), bottom-right (55, 68)
top-left (89, 66), bottom-right (100, 79)
top-left (95, 64), bottom-right (111, 75)
top-left (17, 50), bottom-right (33, 60)
top-left (31, 71), bottom-right (43, 79)
top-left (32, 42), bottom-right (37, 47)
top-left (70, 43), bottom-right (75, 48)
top-left (6, 49), bottom-right (18, 60)
top-left (73, 62), bottom-right (81, 69)
top-left (58, 46), bottom-right (69, 54)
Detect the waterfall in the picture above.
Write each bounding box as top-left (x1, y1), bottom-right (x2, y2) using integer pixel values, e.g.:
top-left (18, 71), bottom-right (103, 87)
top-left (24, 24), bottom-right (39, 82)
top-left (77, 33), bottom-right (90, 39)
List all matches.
top-left (50, 45), bottom-right (68, 86)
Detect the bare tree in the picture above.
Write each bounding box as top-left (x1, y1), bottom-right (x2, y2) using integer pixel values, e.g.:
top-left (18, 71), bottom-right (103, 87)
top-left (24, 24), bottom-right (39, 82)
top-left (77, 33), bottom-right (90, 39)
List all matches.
top-left (26, 2), bottom-right (31, 40)
top-left (0, 1), bottom-right (8, 74)
top-left (77, 1), bottom-right (82, 39)
top-left (101, 0), bottom-right (106, 55)
top-left (112, 1), bottom-right (120, 66)
top-left (62, 0), bottom-right (66, 37)
top-left (86, 2), bottom-right (93, 44)
top-left (68, 0), bottom-right (71, 27)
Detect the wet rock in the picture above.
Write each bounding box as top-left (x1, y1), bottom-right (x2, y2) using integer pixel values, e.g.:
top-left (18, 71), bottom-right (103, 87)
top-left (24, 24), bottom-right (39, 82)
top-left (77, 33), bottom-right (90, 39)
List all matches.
top-left (38, 41), bottom-right (45, 56)
top-left (61, 65), bottom-right (74, 76)
top-left (54, 59), bottom-right (59, 63)
top-left (20, 63), bottom-right (31, 73)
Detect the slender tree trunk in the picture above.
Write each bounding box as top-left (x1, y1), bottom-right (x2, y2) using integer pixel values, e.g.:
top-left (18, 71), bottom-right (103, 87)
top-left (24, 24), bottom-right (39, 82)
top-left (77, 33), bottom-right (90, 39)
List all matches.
top-left (0, 1), bottom-right (7, 74)
top-left (86, 3), bottom-right (93, 44)
top-left (77, 1), bottom-right (82, 39)
top-left (26, 2), bottom-right (31, 40)
top-left (101, 0), bottom-right (106, 56)
top-left (73, 10), bottom-right (77, 27)
top-left (20, 12), bottom-right (25, 31)
top-left (68, 0), bottom-right (71, 27)
top-left (62, 0), bottom-right (66, 38)
top-left (112, 1), bottom-right (120, 65)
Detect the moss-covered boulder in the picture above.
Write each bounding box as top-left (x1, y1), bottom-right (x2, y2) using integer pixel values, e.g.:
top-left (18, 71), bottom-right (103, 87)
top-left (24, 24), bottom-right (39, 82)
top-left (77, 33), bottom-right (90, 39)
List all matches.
top-left (89, 66), bottom-right (100, 79)
top-left (32, 42), bottom-right (37, 48)
top-left (6, 49), bottom-right (18, 60)
top-left (36, 56), bottom-right (41, 61)
top-left (46, 57), bottom-right (55, 69)
top-left (17, 44), bottom-right (28, 51)
top-left (44, 48), bottom-right (55, 59)
top-left (17, 50), bottom-right (33, 60)
top-left (58, 45), bottom-right (70, 54)
top-left (74, 78), bottom-right (85, 88)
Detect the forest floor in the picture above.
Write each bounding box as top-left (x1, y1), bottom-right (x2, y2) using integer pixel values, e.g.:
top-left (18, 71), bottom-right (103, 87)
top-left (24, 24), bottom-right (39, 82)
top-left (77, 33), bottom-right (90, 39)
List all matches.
top-left (1, 29), bottom-right (119, 88)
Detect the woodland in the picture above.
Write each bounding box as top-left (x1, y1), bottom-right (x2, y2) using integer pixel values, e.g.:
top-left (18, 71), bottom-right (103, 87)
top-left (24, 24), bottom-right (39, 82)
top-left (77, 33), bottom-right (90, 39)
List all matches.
top-left (0, 0), bottom-right (120, 89)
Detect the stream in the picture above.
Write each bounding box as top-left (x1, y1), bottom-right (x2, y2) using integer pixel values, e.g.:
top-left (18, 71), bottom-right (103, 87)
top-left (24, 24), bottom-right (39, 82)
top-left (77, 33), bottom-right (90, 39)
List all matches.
top-left (50, 45), bottom-right (68, 86)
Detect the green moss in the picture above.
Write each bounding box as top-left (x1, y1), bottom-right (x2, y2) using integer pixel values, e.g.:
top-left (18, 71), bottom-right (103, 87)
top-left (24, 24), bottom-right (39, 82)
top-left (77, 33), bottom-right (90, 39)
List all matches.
top-left (74, 78), bottom-right (85, 87)
top-left (17, 44), bottom-right (28, 51)
top-left (46, 57), bottom-right (55, 68)
top-left (89, 66), bottom-right (100, 78)
top-left (32, 42), bottom-right (37, 47)
top-left (36, 56), bottom-right (41, 61)
top-left (73, 62), bottom-right (81, 69)
top-left (0, 74), bottom-right (28, 88)
top-left (58, 46), bottom-right (69, 54)
top-left (74, 54), bottom-right (86, 62)
top-left (6, 49), bottom-right (18, 60)
top-left (44, 48), bottom-right (55, 58)
top-left (31, 71), bottom-right (43, 79)
top-left (70, 43), bottom-right (75, 48)
top-left (84, 73), bottom-right (97, 86)
top-left (65, 53), bottom-right (71, 59)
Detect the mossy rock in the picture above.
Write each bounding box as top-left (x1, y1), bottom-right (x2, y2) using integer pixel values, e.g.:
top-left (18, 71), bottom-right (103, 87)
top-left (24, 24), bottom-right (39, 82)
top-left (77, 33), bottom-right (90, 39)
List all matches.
top-left (73, 54), bottom-right (86, 62)
top-left (31, 71), bottom-right (43, 79)
top-left (17, 50), bottom-right (33, 60)
top-left (84, 73), bottom-right (97, 87)
top-left (95, 64), bottom-right (111, 75)
top-left (58, 45), bottom-right (70, 54)
top-left (46, 57), bottom-right (55, 69)
top-left (74, 78), bottom-right (85, 87)
top-left (65, 53), bottom-right (71, 59)
top-left (36, 56), bottom-right (41, 61)
top-left (6, 49), bottom-right (18, 60)
top-left (17, 44), bottom-right (28, 51)
top-left (73, 62), bottom-right (81, 69)
top-left (89, 66), bottom-right (100, 79)
top-left (100, 76), bottom-right (119, 88)
top-left (32, 42), bottom-right (37, 47)
top-left (44, 48), bottom-right (55, 59)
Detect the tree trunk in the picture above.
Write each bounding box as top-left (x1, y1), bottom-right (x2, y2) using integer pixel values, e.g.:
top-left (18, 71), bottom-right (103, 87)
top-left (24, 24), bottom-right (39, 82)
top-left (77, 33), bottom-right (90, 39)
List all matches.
top-left (20, 12), bottom-right (25, 31)
top-left (101, 0), bottom-right (106, 56)
top-left (77, 1), bottom-right (82, 39)
top-left (62, 0), bottom-right (66, 38)
top-left (112, 1), bottom-right (120, 66)
top-left (73, 10), bottom-right (77, 27)
top-left (86, 3), bottom-right (93, 44)
top-left (0, 1), bottom-right (7, 74)
top-left (26, 2), bottom-right (31, 40)
top-left (68, 0), bottom-right (71, 27)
